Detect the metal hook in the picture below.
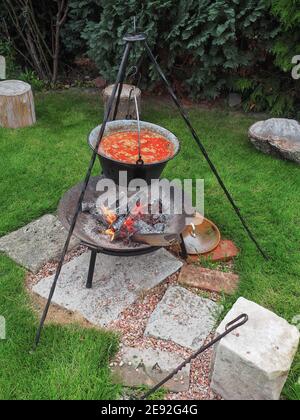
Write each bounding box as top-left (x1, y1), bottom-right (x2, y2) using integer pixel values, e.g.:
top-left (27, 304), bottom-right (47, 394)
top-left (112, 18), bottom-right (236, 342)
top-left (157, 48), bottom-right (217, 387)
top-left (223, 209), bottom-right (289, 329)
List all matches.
top-left (133, 94), bottom-right (144, 165)
top-left (127, 65), bottom-right (138, 80)
top-left (126, 87), bottom-right (135, 119)
top-left (225, 314), bottom-right (249, 332)
top-left (190, 222), bottom-right (196, 238)
top-left (127, 66), bottom-right (142, 89)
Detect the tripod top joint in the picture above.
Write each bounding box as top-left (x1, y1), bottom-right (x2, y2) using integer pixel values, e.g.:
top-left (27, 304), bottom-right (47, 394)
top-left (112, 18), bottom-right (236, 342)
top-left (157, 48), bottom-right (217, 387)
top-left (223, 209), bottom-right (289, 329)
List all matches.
top-left (123, 33), bottom-right (147, 43)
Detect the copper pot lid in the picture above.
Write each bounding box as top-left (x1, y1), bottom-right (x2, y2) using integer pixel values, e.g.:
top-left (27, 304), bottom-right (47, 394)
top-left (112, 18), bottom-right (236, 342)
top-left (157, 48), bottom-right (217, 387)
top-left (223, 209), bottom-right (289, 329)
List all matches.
top-left (182, 213), bottom-right (221, 255)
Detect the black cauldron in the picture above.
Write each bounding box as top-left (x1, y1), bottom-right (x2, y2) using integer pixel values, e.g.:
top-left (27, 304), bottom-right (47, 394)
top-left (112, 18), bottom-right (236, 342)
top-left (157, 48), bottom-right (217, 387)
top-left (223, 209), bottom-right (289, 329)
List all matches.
top-left (88, 120), bottom-right (180, 185)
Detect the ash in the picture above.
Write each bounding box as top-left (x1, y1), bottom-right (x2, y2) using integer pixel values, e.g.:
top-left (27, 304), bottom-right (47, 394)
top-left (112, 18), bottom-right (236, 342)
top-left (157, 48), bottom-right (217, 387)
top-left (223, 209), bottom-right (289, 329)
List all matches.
top-left (133, 219), bottom-right (166, 234)
top-left (82, 199), bottom-right (170, 241)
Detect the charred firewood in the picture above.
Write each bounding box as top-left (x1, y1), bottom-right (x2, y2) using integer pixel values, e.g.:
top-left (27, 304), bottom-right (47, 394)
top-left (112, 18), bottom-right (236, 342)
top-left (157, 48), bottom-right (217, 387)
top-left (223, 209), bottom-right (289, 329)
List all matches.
top-left (111, 214), bottom-right (128, 232)
top-left (82, 202), bottom-right (110, 226)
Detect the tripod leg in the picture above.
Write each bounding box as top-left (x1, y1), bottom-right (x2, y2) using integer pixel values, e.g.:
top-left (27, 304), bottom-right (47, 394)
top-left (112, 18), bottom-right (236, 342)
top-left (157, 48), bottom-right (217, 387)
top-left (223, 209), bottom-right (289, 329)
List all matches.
top-left (86, 249), bottom-right (97, 289)
top-left (112, 82), bottom-right (124, 121)
top-left (33, 42), bottom-right (133, 350)
top-left (145, 42), bottom-right (269, 261)
top-left (179, 234), bottom-right (188, 260)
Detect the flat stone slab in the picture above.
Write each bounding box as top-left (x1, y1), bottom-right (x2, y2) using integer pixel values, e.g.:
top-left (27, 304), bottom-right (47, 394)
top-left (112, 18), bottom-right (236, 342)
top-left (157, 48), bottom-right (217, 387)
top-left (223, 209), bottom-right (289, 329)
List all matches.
top-left (0, 214), bottom-right (80, 273)
top-left (249, 118), bottom-right (300, 164)
top-left (210, 297), bottom-right (300, 400)
top-left (179, 265), bottom-right (239, 295)
top-left (32, 249), bottom-right (183, 326)
top-left (112, 346), bottom-right (190, 392)
top-left (145, 285), bottom-right (220, 350)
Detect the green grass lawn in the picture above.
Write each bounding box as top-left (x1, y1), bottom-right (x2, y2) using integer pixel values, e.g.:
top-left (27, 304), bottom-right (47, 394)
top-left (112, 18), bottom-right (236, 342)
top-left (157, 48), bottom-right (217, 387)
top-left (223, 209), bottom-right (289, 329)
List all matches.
top-left (0, 90), bottom-right (299, 400)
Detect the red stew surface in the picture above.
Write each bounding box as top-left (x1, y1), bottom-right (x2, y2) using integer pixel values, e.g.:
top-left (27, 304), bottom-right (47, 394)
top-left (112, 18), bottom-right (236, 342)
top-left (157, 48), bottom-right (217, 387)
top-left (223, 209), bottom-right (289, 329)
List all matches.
top-left (99, 129), bottom-right (175, 164)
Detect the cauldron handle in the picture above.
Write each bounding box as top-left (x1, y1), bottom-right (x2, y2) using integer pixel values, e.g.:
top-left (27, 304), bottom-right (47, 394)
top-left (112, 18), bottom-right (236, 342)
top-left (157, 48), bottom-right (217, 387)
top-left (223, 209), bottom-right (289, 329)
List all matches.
top-left (133, 93), bottom-right (144, 165)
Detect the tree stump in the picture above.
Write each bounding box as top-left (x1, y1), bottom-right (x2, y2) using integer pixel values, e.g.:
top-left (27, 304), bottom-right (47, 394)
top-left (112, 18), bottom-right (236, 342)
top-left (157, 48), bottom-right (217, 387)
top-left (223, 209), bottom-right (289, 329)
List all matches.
top-left (0, 80), bottom-right (36, 128)
top-left (103, 84), bottom-right (141, 121)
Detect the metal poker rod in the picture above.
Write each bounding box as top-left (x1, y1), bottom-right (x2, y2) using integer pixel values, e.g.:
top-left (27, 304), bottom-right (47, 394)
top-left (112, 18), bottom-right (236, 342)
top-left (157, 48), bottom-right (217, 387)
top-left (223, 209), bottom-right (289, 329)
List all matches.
top-left (139, 314), bottom-right (248, 400)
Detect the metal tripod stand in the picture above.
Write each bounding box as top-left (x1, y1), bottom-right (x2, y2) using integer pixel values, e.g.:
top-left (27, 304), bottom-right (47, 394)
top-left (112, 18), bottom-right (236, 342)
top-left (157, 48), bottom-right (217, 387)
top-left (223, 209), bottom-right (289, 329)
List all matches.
top-left (33, 31), bottom-right (267, 350)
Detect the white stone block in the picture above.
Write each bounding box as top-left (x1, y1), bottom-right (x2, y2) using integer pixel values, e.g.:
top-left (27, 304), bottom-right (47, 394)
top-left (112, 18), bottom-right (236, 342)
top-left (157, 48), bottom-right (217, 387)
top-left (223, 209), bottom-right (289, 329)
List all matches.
top-left (210, 297), bottom-right (300, 400)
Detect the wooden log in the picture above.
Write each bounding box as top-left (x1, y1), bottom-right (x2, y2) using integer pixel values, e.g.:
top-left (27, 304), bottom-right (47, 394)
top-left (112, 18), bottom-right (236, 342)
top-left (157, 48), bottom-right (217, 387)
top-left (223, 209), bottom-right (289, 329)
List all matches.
top-left (0, 80), bottom-right (36, 128)
top-left (103, 84), bottom-right (141, 121)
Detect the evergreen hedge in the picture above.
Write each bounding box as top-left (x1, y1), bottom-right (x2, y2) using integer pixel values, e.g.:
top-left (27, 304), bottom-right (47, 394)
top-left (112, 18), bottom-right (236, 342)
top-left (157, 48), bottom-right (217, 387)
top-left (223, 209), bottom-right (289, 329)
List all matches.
top-left (1, 0), bottom-right (299, 116)
top-left (63, 0), bottom-right (299, 117)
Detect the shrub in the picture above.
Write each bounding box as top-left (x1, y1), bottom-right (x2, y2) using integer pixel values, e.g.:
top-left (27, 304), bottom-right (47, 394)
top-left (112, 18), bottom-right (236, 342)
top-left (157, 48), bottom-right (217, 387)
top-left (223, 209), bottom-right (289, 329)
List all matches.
top-left (233, 0), bottom-right (300, 117)
top-left (1, 0), bottom-right (69, 84)
top-left (271, 0), bottom-right (300, 72)
top-left (18, 70), bottom-right (46, 92)
top-left (2, 0), bottom-right (298, 116)
top-left (61, 0), bottom-right (101, 54)
top-left (233, 73), bottom-right (297, 117)
top-left (64, 0), bottom-right (277, 101)
top-left (0, 39), bottom-right (20, 78)
top-left (64, 0), bottom-right (300, 116)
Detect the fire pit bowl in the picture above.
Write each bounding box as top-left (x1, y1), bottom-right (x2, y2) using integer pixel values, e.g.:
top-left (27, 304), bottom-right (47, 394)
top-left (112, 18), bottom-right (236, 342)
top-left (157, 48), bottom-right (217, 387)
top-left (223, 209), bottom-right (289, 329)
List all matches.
top-left (88, 120), bottom-right (180, 184)
top-left (58, 176), bottom-right (193, 253)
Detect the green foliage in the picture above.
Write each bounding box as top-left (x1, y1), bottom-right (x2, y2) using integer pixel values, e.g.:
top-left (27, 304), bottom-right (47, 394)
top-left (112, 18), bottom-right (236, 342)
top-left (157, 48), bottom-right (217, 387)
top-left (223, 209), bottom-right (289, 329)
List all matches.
top-left (234, 74), bottom-right (298, 117)
top-left (18, 70), bottom-right (46, 92)
top-left (61, 0), bottom-right (101, 53)
top-left (0, 39), bottom-right (45, 91)
top-left (63, 0), bottom-right (299, 116)
top-left (1, 0), bottom-right (298, 115)
top-left (271, 0), bottom-right (300, 71)
top-left (64, 0), bottom-right (276, 101)
top-left (0, 40), bottom-right (20, 78)
top-left (232, 0), bottom-right (300, 117)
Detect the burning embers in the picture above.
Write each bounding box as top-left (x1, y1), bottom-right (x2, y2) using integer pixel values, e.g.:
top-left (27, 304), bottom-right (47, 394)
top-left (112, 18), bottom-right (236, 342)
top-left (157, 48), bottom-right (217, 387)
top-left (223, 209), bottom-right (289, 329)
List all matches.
top-left (82, 195), bottom-right (169, 243)
top-left (99, 200), bottom-right (167, 241)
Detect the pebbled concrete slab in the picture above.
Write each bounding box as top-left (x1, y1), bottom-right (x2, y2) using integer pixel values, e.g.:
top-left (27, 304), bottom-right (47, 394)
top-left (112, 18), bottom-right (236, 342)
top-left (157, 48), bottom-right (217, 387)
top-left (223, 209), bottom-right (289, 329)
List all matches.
top-left (32, 249), bottom-right (183, 326)
top-left (145, 285), bottom-right (220, 350)
top-left (112, 346), bottom-right (190, 392)
top-left (0, 214), bottom-right (80, 273)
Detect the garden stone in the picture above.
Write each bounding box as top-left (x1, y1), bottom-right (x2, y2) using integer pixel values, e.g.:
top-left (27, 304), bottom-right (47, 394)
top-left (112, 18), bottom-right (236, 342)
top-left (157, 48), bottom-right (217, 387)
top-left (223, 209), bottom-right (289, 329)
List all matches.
top-left (249, 118), bottom-right (300, 164)
top-left (210, 297), bottom-right (300, 400)
top-left (228, 93), bottom-right (242, 108)
top-left (145, 285), bottom-right (220, 350)
top-left (0, 214), bottom-right (80, 273)
top-left (32, 249), bottom-right (183, 326)
top-left (112, 347), bottom-right (190, 392)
